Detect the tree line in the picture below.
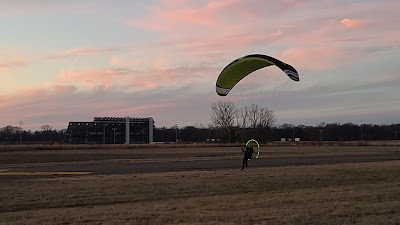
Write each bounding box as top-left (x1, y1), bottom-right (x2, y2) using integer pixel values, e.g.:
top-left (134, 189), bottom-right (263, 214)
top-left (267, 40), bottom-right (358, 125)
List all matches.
top-left (0, 101), bottom-right (399, 144)
top-left (0, 125), bottom-right (67, 144)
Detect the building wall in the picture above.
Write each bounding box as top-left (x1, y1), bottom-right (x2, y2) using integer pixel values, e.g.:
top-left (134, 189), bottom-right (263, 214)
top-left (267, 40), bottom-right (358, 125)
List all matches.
top-left (67, 117), bottom-right (153, 144)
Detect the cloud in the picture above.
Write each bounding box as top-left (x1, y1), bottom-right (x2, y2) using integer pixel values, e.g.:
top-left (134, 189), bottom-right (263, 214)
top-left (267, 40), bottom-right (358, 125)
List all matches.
top-left (0, 1), bottom-right (102, 16)
top-left (58, 68), bottom-right (130, 91)
top-left (0, 57), bottom-right (29, 71)
top-left (340, 18), bottom-right (367, 29)
top-left (110, 56), bottom-right (141, 67)
top-left (124, 1), bottom-right (370, 69)
top-left (126, 0), bottom-right (230, 30)
top-left (128, 0), bottom-right (327, 32)
top-left (0, 76), bottom-right (215, 131)
top-left (56, 64), bottom-right (218, 94)
top-left (207, 0), bottom-right (238, 9)
top-left (127, 10), bottom-right (220, 32)
top-left (184, 31), bottom-right (282, 53)
top-left (278, 47), bottom-right (343, 71)
top-left (0, 56), bottom-right (222, 130)
top-left (47, 46), bottom-right (132, 59)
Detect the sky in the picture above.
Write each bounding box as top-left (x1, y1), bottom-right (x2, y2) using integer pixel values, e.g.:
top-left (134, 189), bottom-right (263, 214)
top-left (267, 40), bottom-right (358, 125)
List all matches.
top-left (1, 0), bottom-right (399, 131)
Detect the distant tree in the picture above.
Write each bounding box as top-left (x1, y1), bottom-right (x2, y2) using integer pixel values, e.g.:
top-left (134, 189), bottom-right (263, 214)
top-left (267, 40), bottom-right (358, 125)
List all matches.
top-left (39, 125), bottom-right (53, 142)
top-left (0, 125), bottom-right (20, 136)
top-left (280, 123), bottom-right (294, 129)
top-left (180, 126), bottom-right (209, 142)
top-left (40, 124), bottom-right (53, 132)
top-left (0, 126), bottom-right (20, 142)
top-left (246, 104), bottom-right (276, 140)
top-left (210, 101), bottom-right (237, 141)
top-left (236, 106), bottom-right (249, 141)
top-left (258, 106), bottom-right (276, 128)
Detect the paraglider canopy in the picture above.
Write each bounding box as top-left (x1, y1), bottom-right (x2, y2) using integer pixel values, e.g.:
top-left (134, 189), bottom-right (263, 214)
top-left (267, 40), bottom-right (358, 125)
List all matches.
top-left (216, 54), bottom-right (299, 96)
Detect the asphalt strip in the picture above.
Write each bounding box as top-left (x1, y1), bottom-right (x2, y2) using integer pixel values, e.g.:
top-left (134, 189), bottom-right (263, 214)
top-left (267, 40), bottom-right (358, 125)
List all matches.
top-left (0, 171), bottom-right (92, 176)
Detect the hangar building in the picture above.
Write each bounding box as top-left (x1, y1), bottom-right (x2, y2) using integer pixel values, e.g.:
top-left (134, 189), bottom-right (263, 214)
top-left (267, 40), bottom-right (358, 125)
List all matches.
top-left (67, 117), bottom-right (154, 144)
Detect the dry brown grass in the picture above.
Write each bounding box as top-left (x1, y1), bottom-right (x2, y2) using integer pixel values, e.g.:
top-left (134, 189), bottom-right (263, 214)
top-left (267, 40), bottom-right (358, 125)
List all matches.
top-left (1, 159), bottom-right (400, 225)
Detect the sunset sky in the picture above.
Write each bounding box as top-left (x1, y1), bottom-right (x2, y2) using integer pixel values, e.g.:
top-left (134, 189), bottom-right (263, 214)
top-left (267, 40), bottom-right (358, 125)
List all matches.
top-left (1, 0), bottom-right (399, 131)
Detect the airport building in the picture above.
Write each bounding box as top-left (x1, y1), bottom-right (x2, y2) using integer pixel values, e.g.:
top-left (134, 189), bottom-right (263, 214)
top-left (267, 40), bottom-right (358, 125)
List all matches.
top-left (67, 117), bottom-right (154, 144)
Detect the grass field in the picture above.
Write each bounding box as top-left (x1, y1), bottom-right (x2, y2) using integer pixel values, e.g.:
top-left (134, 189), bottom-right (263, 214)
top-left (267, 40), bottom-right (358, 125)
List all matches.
top-left (1, 145), bottom-right (400, 224)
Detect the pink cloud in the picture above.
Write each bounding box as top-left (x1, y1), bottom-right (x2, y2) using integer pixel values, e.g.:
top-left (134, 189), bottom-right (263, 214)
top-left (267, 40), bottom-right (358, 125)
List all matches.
top-left (56, 65), bottom-right (218, 93)
top-left (129, 0), bottom-right (399, 58)
top-left (127, 66), bottom-right (219, 92)
top-left (278, 47), bottom-right (343, 71)
top-left (47, 48), bottom-right (102, 59)
top-left (162, 0), bottom-right (190, 4)
top-left (175, 31), bottom-right (282, 56)
top-left (110, 57), bottom-right (141, 67)
top-left (129, 0), bottom-right (321, 32)
top-left (58, 69), bottom-right (126, 90)
top-left (0, 57), bottom-right (29, 71)
top-left (161, 8), bottom-right (219, 26)
top-left (0, 85), bottom-right (80, 129)
top-left (207, 0), bottom-right (238, 9)
top-left (0, 1), bottom-right (101, 16)
top-left (47, 46), bottom-right (130, 59)
top-left (102, 102), bottom-right (175, 116)
top-left (127, 0), bottom-right (248, 31)
top-left (0, 77), bottom-right (199, 130)
top-left (126, 1), bottom-right (350, 64)
top-left (151, 51), bottom-right (170, 70)
top-left (128, 7), bottom-right (221, 31)
top-left (10, 84), bottom-right (78, 102)
top-left (340, 18), bottom-right (367, 29)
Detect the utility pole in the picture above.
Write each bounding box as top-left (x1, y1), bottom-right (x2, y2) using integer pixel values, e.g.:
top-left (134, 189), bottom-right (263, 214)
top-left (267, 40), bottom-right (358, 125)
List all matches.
top-left (175, 124), bottom-right (178, 143)
top-left (19, 121), bottom-right (23, 144)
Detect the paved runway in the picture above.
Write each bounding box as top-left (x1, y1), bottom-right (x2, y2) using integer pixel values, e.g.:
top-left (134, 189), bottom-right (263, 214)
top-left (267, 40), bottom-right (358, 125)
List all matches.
top-left (1, 152), bottom-right (399, 181)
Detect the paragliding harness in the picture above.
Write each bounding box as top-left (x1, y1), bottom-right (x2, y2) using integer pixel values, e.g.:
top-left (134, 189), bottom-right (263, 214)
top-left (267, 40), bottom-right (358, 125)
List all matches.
top-left (241, 146), bottom-right (254, 170)
top-left (241, 139), bottom-right (260, 170)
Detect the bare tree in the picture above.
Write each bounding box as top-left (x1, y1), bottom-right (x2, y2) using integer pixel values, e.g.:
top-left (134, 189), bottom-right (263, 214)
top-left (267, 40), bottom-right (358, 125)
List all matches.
top-left (0, 126), bottom-right (19, 136)
top-left (259, 107), bottom-right (276, 128)
top-left (41, 124), bottom-right (53, 132)
top-left (246, 104), bottom-right (276, 128)
top-left (236, 105), bottom-right (249, 141)
top-left (237, 106), bottom-right (249, 128)
top-left (245, 104), bottom-right (276, 140)
top-left (248, 104), bottom-right (260, 129)
top-left (210, 101), bottom-right (237, 141)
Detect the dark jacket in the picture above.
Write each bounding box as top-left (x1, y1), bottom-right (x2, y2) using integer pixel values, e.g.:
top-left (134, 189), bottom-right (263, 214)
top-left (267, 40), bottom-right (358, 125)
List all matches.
top-left (242, 146), bottom-right (254, 159)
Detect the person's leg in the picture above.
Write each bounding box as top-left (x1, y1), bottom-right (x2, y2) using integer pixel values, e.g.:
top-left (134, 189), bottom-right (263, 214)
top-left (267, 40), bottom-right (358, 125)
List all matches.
top-left (242, 155), bottom-right (246, 170)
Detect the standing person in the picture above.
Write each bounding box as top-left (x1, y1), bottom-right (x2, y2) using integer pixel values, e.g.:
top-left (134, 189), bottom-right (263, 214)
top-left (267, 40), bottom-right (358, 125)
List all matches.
top-left (241, 145), bottom-right (254, 170)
